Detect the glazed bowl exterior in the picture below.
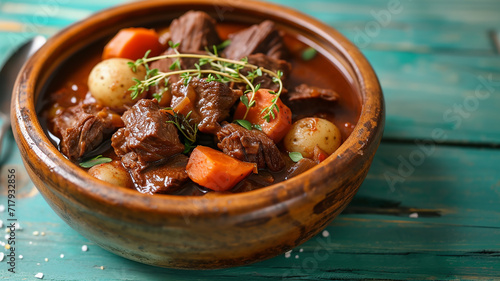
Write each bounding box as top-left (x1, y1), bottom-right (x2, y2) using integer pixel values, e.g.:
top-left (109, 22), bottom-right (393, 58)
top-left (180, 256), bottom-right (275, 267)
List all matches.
top-left (12, 0), bottom-right (384, 269)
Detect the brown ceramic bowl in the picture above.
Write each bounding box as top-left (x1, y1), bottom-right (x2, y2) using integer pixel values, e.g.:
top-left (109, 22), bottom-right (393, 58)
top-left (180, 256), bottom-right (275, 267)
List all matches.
top-left (12, 0), bottom-right (383, 269)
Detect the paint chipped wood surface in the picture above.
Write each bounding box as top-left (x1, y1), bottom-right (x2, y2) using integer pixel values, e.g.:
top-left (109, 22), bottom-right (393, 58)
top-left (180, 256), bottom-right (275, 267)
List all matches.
top-left (0, 0), bottom-right (499, 280)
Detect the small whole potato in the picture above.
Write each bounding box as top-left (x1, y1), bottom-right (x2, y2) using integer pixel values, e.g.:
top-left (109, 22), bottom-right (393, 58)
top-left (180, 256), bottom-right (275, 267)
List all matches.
top-left (88, 58), bottom-right (147, 111)
top-left (284, 117), bottom-right (342, 159)
top-left (88, 161), bottom-right (133, 188)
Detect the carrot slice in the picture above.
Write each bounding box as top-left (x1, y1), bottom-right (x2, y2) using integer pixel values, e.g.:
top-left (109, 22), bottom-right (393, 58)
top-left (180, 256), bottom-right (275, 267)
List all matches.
top-left (102, 28), bottom-right (163, 60)
top-left (234, 89), bottom-right (292, 143)
top-left (186, 146), bottom-right (255, 191)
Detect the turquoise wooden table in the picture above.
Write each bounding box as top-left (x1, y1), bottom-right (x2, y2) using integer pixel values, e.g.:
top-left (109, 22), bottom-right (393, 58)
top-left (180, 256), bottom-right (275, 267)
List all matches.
top-left (1, 0), bottom-right (499, 280)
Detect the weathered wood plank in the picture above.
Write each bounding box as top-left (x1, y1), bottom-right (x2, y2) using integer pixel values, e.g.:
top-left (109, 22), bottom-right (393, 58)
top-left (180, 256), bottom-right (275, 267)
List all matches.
top-left (368, 50), bottom-right (500, 143)
top-left (270, 0), bottom-right (500, 53)
top-left (2, 0), bottom-right (500, 54)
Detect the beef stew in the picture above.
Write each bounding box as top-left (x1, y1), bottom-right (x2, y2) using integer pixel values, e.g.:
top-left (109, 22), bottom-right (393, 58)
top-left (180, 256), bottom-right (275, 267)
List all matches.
top-left (38, 11), bottom-right (361, 195)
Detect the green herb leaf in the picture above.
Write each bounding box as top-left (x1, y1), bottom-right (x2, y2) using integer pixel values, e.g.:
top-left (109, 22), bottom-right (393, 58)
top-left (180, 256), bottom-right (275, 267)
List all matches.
top-left (127, 61), bottom-right (137, 72)
top-left (234, 119), bottom-right (253, 130)
top-left (254, 83), bottom-right (261, 92)
top-left (166, 109), bottom-right (198, 144)
top-left (216, 39), bottom-right (231, 51)
top-left (168, 41), bottom-right (180, 49)
top-left (169, 58), bottom-right (181, 70)
top-left (206, 73), bottom-right (215, 82)
top-left (302, 47), bottom-right (317, 61)
top-left (240, 95), bottom-right (249, 108)
top-left (253, 124), bottom-right (262, 131)
top-left (79, 155), bottom-right (112, 168)
top-left (270, 109), bottom-right (276, 119)
top-left (183, 141), bottom-right (196, 154)
top-left (181, 72), bottom-right (192, 85)
top-left (289, 152), bottom-right (304, 163)
top-left (152, 93), bottom-right (162, 102)
top-left (194, 63), bottom-right (202, 78)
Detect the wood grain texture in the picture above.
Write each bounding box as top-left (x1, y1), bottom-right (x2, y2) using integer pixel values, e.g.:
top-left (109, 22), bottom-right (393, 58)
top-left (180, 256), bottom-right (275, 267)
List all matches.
top-left (0, 0), bottom-right (499, 279)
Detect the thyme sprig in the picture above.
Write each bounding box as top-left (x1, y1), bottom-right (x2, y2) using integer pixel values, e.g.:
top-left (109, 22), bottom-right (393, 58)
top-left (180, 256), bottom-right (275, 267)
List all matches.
top-left (165, 108), bottom-right (198, 153)
top-left (261, 70), bottom-right (283, 122)
top-left (128, 43), bottom-right (284, 123)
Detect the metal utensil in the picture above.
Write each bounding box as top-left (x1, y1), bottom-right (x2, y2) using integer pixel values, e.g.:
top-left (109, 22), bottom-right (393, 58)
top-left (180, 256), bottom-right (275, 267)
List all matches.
top-left (0, 35), bottom-right (46, 155)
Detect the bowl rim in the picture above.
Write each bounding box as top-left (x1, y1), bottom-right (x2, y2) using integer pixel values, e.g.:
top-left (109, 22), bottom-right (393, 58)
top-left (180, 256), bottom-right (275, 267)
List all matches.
top-left (13, 0), bottom-right (384, 218)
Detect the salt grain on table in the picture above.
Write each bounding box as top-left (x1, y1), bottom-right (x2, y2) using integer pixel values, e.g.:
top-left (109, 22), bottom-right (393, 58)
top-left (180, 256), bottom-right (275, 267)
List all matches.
top-left (60, 254), bottom-right (64, 258)
top-left (82, 245), bottom-right (88, 252)
top-left (45, 258), bottom-right (49, 262)
top-left (409, 212), bottom-right (419, 218)
top-left (322, 230), bottom-right (330, 237)
top-left (33, 231), bottom-right (40, 236)
top-left (295, 255), bottom-right (299, 259)
top-left (19, 255), bottom-right (23, 259)
top-left (0, 205), bottom-right (5, 212)
top-left (0, 252), bottom-right (4, 261)
top-left (0, 219), bottom-right (3, 228)
top-left (35, 272), bottom-right (44, 279)
top-left (284, 250), bottom-right (292, 258)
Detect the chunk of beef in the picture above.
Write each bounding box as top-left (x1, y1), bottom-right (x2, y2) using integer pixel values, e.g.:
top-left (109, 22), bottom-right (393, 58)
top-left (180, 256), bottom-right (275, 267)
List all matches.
top-left (169, 10), bottom-right (221, 53)
top-left (216, 123), bottom-right (285, 172)
top-left (288, 84), bottom-right (339, 102)
top-left (134, 154), bottom-right (190, 194)
top-left (150, 10), bottom-right (221, 94)
top-left (285, 158), bottom-right (317, 180)
top-left (111, 99), bottom-right (184, 173)
top-left (240, 54), bottom-right (291, 92)
top-left (54, 104), bottom-right (122, 160)
top-left (170, 78), bottom-right (241, 134)
top-left (222, 20), bottom-right (287, 60)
